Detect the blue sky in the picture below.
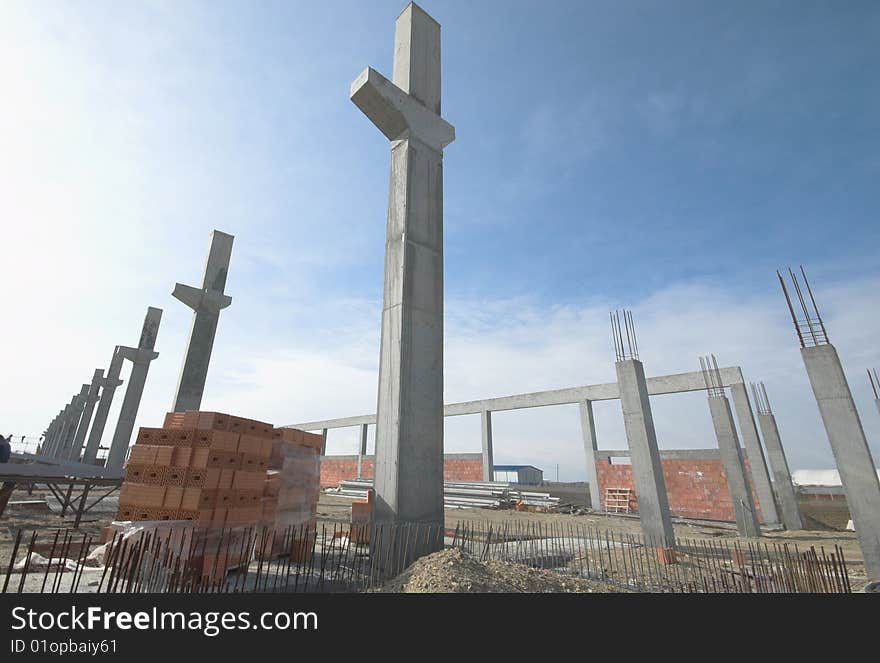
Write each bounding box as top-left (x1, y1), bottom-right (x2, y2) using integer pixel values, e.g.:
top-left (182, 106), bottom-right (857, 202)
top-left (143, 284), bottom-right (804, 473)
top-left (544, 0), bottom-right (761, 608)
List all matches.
top-left (1, 1), bottom-right (878, 480)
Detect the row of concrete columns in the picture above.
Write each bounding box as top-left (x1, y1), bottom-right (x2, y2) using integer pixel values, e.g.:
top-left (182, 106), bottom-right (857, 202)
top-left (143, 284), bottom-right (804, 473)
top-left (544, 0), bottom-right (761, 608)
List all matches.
top-left (39, 307), bottom-right (162, 472)
top-left (35, 228), bottom-right (234, 473)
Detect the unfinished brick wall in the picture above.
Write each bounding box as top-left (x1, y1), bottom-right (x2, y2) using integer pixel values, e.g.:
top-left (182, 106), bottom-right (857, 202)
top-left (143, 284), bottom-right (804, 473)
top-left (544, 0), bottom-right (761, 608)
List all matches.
top-left (595, 458), bottom-right (764, 523)
top-left (320, 453), bottom-right (483, 487)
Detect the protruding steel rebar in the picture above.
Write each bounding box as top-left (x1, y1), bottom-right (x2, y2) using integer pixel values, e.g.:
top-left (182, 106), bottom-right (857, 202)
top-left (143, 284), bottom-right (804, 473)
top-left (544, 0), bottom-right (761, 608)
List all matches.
top-left (777, 265), bottom-right (829, 348)
top-left (611, 309), bottom-right (640, 361)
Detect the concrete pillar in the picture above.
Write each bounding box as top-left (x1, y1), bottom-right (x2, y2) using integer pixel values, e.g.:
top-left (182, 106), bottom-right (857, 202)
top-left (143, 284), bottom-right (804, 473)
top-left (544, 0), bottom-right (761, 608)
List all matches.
top-left (707, 395), bottom-right (762, 537)
top-left (57, 387), bottom-right (88, 460)
top-left (46, 409), bottom-right (67, 457)
top-left (356, 424), bottom-right (368, 478)
top-left (82, 348), bottom-right (125, 465)
top-left (616, 359), bottom-right (675, 548)
top-left (106, 307), bottom-right (162, 471)
top-left (351, 3), bottom-right (453, 540)
top-left (579, 400), bottom-right (602, 510)
top-left (65, 369), bottom-right (103, 462)
top-left (46, 404), bottom-right (70, 458)
top-left (480, 410), bottom-right (494, 482)
top-left (171, 230), bottom-right (233, 413)
top-left (730, 382), bottom-right (780, 526)
top-left (320, 428), bottom-right (328, 456)
top-left (756, 410), bottom-right (803, 530)
top-left (802, 344), bottom-right (880, 580)
top-left (41, 416), bottom-right (60, 456)
top-left (351, 4), bottom-right (455, 573)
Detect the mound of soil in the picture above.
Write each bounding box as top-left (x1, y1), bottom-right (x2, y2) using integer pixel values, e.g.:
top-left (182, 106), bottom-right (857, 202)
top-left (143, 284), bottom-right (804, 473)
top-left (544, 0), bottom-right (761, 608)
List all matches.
top-left (377, 547), bottom-right (625, 593)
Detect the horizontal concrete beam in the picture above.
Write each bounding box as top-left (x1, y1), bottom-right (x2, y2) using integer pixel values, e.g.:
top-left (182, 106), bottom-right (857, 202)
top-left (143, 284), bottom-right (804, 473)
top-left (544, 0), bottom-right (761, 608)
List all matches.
top-left (289, 366), bottom-right (745, 431)
top-left (320, 452), bottom-right (482, 460)
top-left (593, 448), bottom-right (751, 461)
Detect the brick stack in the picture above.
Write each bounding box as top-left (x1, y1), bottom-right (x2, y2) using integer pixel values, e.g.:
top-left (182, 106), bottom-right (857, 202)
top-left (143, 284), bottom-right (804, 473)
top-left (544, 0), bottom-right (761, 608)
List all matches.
top-left (254, 427), bottom-right (323, 559)
top-left (115, 412), bottom-right (325, 581)
top-left (116, 412), bottom-right (273, 526)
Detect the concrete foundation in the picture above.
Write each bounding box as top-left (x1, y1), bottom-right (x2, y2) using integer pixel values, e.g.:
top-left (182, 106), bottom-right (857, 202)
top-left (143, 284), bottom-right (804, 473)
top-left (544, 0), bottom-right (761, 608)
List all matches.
top-left (480, 410), bottom-right (494, 482)
top-left (171, 230), bottom-right (233, 413)
top-left (708, 395), bottom-right (762, 537)
top-left (82, 348), bottom-right (125, 465)
top-left (579, 400), bottom-right (601, 509)
top-left (106, 307), bottom-right (162, 471)
top-left (616, 359), bottom-right (675, 548)
top-left (802, 343), bottom-right (880, 579)
top-left (756, 410), bottom-right (803, 530)
top-left (730, 382), bottom-right (780, 526)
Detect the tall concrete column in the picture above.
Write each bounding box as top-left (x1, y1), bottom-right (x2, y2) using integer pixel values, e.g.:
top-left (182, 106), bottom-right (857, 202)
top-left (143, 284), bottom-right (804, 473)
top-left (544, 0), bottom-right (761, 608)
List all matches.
top-left (106, 307), bottom-right (162, 471)
top-left (46, 404), bottom-right (70, 458)
top-left (480, 410), bottom-right (494, 481)
top-left (802, 344), bottom-right (880, 579)
top-left (82, 348), bottom-right (125, 465)
top-left (57, 387), bottom-right (88, 460)
top-left (351, 2), bottom-right (454, 546)
top-left (41, 415), bottom-right (60, 456)
top-left (66, 369), bottom-right (103, 462)
top-left (707, 395), bottom-right (762, 537)
top-left (730, 382), bottom-right (780, 526)
top-left (47, 408), bottom-right (68, 457)
top-left (171, 230), bottom-right (233, 413)
top-left (320, 429), bottom-right (328, 456)
top-left (752, 382), bottom-right (803, 530)
top-left (356, 424), bottom-right (369, 478)
top-left (579, 400), bottom-right (602, 510)
top-left (616, 359), bottom-right (675, 548)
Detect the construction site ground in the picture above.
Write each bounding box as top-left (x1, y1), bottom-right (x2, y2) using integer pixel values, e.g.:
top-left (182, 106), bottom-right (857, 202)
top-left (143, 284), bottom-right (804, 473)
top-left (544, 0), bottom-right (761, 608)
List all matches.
top-left (0, 487), bottom-right (867, 589)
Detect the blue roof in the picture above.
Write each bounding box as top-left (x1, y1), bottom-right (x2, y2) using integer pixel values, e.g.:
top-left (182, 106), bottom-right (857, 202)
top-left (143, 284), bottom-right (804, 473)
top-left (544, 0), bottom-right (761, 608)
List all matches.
top-left (493, 465), bottom-right (542, 472)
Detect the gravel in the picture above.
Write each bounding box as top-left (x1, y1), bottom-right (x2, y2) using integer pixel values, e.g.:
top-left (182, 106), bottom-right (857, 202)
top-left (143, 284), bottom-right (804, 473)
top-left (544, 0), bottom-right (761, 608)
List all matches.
top-left (377, 547), bottom-right (627, 593)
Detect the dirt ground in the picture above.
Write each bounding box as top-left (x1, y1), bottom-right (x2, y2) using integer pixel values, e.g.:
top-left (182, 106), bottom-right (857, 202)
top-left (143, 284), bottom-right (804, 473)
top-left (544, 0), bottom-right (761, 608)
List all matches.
top-left (1, 487), bottom-right (868, 588)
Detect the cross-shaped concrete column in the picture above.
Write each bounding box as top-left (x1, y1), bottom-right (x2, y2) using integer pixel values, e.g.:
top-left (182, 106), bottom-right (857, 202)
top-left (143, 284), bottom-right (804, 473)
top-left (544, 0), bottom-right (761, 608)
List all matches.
top-left (106, 307), bottom-right (162, 471)
top-left (64, 369), bottom-right (103, 461)
top-left (82, 348), bottom-right (125, 465)
top-left (350, 2), bottom-right (454, 571)
top-left (351, 3), bottom-right (453, 528)
top-left (171, 230), bottom-right (233, 413)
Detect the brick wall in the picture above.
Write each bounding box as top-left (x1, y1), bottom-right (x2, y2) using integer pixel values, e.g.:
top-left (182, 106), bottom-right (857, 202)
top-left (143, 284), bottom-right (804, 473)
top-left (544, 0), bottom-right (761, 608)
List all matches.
top-left (320, 453), bottom-right (483, 488)
top-left (595, 457), bottom-right (764, 523)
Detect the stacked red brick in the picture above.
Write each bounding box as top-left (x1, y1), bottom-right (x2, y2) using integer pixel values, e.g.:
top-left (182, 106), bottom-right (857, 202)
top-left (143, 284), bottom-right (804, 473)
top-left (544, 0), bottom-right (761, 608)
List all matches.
top-left (117, 411), bottom-right (272, 525)
top-left (255, 427), bottom-right (322, 558)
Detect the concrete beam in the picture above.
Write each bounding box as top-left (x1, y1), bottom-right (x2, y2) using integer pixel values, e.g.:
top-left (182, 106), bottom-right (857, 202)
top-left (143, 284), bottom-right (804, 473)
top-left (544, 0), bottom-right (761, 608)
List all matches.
top-left (594, 448), bottom-right (727, 460)
top-left (172, 229), bottom-right (233, 413)
top-left (288, 366), bottom-right (747, 431)
top-left (106, 307), bottom-right (162, 471)
top-left (616, 359), bottom-right (675, 548)
top-left (729, 382), bottom-right (780, 526)
top-left (802, 343), bottom-right (880, 580)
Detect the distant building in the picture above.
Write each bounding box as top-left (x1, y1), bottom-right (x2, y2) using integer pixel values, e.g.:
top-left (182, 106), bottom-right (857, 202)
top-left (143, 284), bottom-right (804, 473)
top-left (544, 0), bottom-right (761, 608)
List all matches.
top-left (493, 465), bottom-right (543, 485)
